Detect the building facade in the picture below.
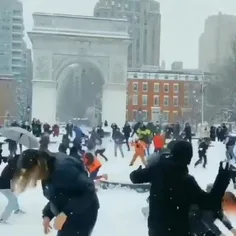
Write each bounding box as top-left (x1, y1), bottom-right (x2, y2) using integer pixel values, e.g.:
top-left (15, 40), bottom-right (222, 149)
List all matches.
top-left (126, 69), bottom-right (204, 123)
top-left (94, 0), bottom-right (161, 68)
top-left (199, 12), bottom-right (236, 71)
top-left (0, 76), bottom-right (16, 125)
top-left (0, 0), bottom-right (25, 80)
top-left (171, 61), bottom-right (183, 70)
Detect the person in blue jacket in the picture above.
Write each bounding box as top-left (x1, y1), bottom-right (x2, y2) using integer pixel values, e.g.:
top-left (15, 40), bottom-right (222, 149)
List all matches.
top-left (14, 149), bottom-right (99, 236)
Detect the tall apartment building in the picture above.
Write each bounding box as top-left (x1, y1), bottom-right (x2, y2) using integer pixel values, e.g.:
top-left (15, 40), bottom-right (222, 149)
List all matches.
top-left (199, 12), bottom-right (236, 71)
top-left (0, 0), bottom-right (30, 118)
top-left (94, 0), bottom-right (161, 68)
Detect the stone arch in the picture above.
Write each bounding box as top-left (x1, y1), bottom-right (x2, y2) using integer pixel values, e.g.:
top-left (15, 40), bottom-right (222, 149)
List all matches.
top-left (29, 12), bottom-right (130, 126)
top-left (53, 56), bottom-right (105, 88)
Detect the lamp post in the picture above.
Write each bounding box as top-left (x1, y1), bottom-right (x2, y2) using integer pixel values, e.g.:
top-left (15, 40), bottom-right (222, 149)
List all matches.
top-left (26, 106), bottom-right (31, 122)
top-left (201, 71), bottom-right (205, 125)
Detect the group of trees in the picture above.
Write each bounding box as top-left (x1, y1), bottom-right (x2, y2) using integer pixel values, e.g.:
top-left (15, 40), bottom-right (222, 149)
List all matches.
top-left (205, 39), bottom-right (236, 123)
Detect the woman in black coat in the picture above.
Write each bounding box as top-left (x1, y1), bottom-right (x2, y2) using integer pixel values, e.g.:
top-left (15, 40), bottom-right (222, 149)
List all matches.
top-left (14, 149), bottom-right (99, 236)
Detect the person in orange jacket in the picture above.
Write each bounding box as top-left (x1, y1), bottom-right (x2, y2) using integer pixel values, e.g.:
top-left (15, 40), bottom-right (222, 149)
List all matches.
top-left (84, 152), bottom-right (107, 180)
top-left (129, 140), bottom-right (147, 166)
top-left (153, 133), bottom-right (165, 153)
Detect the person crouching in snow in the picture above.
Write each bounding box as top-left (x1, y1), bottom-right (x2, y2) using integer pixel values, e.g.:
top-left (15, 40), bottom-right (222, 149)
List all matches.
top-left (84, 152), bottom-right (107, 181)
top-left (0, 155), bottom-right (25, 223)
top-left (129, 140), bottom-right (147, 166)
top-left (14, 149), bottom-right (99, 236)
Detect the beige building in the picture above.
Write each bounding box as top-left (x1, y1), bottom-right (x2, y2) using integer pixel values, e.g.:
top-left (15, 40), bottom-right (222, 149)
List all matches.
top-left (199, 12), bottom-right (236, 71)
top-left (94, 0), bottom-right (161, 68)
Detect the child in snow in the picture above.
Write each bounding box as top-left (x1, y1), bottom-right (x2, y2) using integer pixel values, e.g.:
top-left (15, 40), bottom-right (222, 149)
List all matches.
top-left (194, 138), bottom-right (211, 168)
top-left (130, 140), bottom-right (147, 166)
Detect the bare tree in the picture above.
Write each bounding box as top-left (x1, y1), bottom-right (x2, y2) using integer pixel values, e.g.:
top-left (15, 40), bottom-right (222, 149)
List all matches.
top-left (205, 37), bottom-right (236, 122)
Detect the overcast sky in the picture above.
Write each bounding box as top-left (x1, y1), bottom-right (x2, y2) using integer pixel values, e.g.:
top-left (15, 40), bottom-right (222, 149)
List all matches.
top-left (21, 0), bottom-right (236, 69)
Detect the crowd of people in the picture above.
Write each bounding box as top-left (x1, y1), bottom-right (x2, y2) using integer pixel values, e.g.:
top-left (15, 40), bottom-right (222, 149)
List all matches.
top-left (0, 119), bottom-right (236, 236)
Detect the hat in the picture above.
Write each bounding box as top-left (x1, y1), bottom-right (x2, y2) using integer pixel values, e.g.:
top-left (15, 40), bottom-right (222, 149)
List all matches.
top-left (171, 140), bottom-right (193, 165)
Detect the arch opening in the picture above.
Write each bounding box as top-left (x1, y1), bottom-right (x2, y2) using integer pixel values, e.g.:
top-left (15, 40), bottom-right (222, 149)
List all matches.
top-left (56, 61), bottom-right (104, 125)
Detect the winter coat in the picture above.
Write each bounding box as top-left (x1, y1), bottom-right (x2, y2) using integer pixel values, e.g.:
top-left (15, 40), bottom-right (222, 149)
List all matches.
top-left (42, 152), bottom-right (99, 220)
top-left (130, 157), bottom-right (230, 236)
top-left (122, 125), bottom-right (132, 137)
top-left (112, 131), bottom-right (125, 144)
top-left (74, 127), bottom-right (85, 139)
top-left (0, 155), bottom-right (19, 189)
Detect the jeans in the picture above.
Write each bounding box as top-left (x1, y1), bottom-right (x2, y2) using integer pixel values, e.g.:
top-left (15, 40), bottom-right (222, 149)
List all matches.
top-left (0, 189), bottom-right (19, 221)
top-left (114, 144), bottom-right (124, 157)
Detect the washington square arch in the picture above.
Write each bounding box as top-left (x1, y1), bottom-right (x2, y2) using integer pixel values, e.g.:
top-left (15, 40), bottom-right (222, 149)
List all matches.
top-left (28, 12), bottom-right (130, 126)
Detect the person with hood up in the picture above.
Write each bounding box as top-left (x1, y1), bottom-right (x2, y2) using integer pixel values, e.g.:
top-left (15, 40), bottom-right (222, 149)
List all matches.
top-left (130, 140), bottom-right (230, 236)
top-left (122, 122), bottom-right (132, 151)
top-left (14, 149), bottom-right (99, 236)
top-left (0, 155), bottom-right (25, 223)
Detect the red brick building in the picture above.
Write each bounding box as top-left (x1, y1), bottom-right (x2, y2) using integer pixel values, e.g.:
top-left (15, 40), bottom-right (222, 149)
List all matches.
top-left (126, 69), bottom-right (203, 123)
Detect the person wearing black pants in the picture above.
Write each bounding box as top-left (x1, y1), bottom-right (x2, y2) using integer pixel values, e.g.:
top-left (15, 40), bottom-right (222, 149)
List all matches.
top-left (95, 148), bottom-right (108, 161)
top-left (122, 122), bottom-right (132, 151)
top-left (195, 139), bottom-right (210, 168)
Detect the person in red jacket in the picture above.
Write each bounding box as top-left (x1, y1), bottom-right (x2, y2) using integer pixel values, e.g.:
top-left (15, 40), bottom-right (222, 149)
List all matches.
top-left (153, 133), bottom-right (165, 153)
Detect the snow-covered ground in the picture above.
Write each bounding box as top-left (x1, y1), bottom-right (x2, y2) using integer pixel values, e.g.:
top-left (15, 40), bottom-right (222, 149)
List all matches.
top-left (0, 136), bottom-right (236, 235)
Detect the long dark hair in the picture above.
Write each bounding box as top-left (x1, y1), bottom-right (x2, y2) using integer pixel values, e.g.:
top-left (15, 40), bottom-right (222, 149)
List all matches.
top-left (13, 150), bottom-right (50, 193)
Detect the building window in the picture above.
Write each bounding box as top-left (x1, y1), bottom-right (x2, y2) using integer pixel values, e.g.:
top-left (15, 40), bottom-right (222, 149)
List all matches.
top-left (194, 76), bottom-right (199, 81)
top-left (132, 110), bottom-right (137, 120)
top-left (132, 94), bottom-right (138, 105)
top-left (165, 75), bottom-right (168, 79)
top-left (153, 95), bottom-right (159, 106)
top-left (173, 96), bottom-right (179, 107)
top-left (155, 73), bottom-right (159, 79)
top-left (134, 73), bottom-right (138, 78)
top-left (142, 82), bottom-right (148, 92)
top-left (154, 82), bottom-right (159, 93)
top-left (151, 107), bottom-right (161, 121)
top-left (173, 111), bottom-right (178, 122)
top-left (162, 111), bottom-right (169, 122)
top-left (143, 110), bottom-right (148, 121)
top-left (174, 75), bottom-right (178, 80)
top-left (185, 75), bottom-right (189, 80)
top-left (184, 83), bottom-right (189, 95)
top-left (173, 84), bottom-right (179, 93)
top-left (164, 83), bottom-right (169, 93)
top-left (164, 96), bottom-right (169, 106)
top-left (142, 95), bottom-right (148, 106)
top-left (184, 96), bottom-right (189, 106)
top-left (133, 82), bottom-right (138, 92)
top-left (143, 73), bottom-right (148, 79)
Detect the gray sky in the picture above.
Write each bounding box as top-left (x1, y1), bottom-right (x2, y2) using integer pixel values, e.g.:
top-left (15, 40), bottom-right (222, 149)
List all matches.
top-left (21, 0), bottom-right (236, 69)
